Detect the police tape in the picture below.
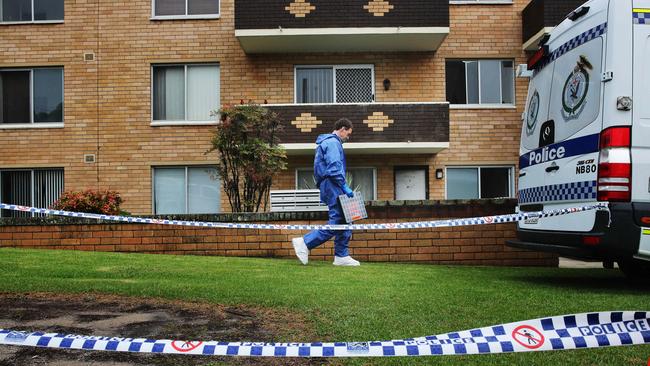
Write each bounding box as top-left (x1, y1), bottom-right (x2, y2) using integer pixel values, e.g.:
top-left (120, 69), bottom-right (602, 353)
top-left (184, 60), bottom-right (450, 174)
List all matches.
top-left (1, 311), bottom-right (648, 357)
top-left (0, 202), bottom-right (608, 231)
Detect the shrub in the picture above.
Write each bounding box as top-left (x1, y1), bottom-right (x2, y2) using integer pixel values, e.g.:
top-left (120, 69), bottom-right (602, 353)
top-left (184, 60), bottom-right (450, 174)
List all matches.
top-left (51, 190), bottom-right (123, 215)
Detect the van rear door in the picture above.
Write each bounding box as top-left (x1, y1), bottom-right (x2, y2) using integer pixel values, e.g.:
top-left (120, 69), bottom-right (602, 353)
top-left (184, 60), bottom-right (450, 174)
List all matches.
top-left (521, 0), bottom-right (608, 232)
top-left (517, 54), bottom-right (554, 231)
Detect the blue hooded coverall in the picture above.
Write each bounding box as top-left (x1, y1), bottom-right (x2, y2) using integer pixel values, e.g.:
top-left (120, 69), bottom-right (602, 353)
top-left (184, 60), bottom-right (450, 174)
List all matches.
top-left (303, 133), bottom-right (352, 258)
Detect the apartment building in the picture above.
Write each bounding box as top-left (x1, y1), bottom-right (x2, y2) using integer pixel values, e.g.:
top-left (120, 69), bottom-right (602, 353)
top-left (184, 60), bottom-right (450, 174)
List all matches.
top-left (0, 0), bottom-right (584, 215)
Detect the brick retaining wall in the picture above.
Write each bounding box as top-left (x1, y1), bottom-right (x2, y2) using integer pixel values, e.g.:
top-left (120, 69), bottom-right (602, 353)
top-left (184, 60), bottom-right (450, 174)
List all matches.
top-left (0, 199), bottom-right (557, 267)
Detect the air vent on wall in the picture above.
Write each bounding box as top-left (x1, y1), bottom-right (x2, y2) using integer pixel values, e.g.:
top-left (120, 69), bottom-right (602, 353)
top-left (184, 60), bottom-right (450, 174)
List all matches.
top-left (84, 154), bottom-right (96, 163)
top-left (84, 52), bottom-right (95, 62)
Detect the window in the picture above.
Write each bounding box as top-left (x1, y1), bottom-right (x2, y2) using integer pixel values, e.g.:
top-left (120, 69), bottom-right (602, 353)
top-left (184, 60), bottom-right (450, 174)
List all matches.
top-left (0, 169), bottom-right (64, 217)
top-left (446, 166), bottom-right (513, 199)
top-left (445, 60), bottom-right (514, 105)
top-left (295, 65), bottom-right (374, 104)
top-left (153, 166), bottom-right (221, 214)
top-left (152, 64), bottom-right (219, 124)
top-left (1, 0), bottom-right (64, 22)
top-left (0, 68), bottom-right (63, 126)
top-left (153, 0), bottom-right (219, 18)
top-left (296, 168), bottom-right (376, 201)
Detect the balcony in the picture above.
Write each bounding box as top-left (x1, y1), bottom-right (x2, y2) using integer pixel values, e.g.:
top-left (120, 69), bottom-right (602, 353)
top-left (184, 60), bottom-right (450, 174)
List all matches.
top-left (267, 102), bottom-right (449, 155)
top-left (234, 0), bottom-right (449, 53)
top-left (522, 0), bottom-right (585, 51)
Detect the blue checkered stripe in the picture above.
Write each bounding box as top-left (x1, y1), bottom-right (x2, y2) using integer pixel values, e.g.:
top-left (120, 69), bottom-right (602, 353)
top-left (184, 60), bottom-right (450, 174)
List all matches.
top-left (0, 202), bottom-right (606, 231)
top-left (633, 10), bottom-right (650, 24)
top-left (518, 180), bottom-right (597, 204)
top-left (534, 23), bottom-right (607, 73)
top-left (539, 312), bottom-right (650, 351)
top-left (1, 312), bottom-right (648, 357)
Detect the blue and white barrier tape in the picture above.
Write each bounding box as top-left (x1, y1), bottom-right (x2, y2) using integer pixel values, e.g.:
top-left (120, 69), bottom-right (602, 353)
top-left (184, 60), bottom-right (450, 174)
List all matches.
top-left (0, 202), bottom-right (608, 231)
top-left (1, 311), bottom-right (648, 357)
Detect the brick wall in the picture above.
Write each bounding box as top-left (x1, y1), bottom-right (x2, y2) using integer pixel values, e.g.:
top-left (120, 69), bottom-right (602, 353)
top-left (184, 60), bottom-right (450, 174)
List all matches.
top-left (0, 200), bottom-right (557, 267)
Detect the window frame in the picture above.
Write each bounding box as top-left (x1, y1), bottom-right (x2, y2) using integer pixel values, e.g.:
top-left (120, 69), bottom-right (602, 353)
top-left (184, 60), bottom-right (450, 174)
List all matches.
top-left (0, 0), bottom-right (65, 24)
top-left (446, 59), bottom-right (515, 108)
top-left (293, 64), bottom-right (375, 104)
top-left (0, 67), bottom-right (64, 129)
top-left (152, 165), bottom-right (221, 214)
top-left (295, 167), bottom-right (377, 200)
top-left (444, 166), bottom-right (514, 200)
top-left (150, 63), bottom-right (220, 126)
top-left (0, 168), bottom-right (64, 217)
top-left (151, 0), bottom-right (220, 20)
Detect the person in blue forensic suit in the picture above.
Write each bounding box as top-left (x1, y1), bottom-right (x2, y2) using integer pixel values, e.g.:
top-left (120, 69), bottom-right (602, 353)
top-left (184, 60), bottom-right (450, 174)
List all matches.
top-left (292, 118), bottom-right (360, 266)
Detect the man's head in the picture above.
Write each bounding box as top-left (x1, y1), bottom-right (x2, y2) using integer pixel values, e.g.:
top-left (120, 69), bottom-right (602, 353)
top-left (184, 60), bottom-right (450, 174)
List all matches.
top-left (333, 118), bottom-right (353, 142)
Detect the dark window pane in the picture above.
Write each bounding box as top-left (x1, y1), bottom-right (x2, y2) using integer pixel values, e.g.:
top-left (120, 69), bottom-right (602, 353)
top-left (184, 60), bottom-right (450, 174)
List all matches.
top-left (34, 0), bottom-right (63, 20)
top-left (152, 66), bottom-right (185, 120)
top-left (2, 0), bottom-right (31, 21)
top-left (33, 68), bottom-right (63, 123)
top-left (0, 70), bottom-right (30, 124)
top-left (445, 60), bottom-right (466, 104)
top-left (501, 60), bottom-right (514, 104)
top-left (480, 168), bottom-right (510, 198)
top-left (1, 171), bottom-right (31, 218)
top-left (188, 0), bottom-right (218, 15)
top-left (155, 0), bottom-right (185, 16)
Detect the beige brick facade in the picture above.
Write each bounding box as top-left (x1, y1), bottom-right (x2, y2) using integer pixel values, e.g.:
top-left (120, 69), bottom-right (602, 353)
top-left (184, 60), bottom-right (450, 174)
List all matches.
top-left (0, 0), bottom-right (531, 214)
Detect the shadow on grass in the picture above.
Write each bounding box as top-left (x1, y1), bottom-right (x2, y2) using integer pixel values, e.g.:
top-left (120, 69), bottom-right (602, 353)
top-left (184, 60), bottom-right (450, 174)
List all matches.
top-left (505, 270), bottom-right (650, 293)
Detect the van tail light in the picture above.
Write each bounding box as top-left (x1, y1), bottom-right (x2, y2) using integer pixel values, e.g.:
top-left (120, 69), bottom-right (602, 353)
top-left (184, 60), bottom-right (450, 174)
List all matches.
top-left (597, 126), bottom-right (631, 202)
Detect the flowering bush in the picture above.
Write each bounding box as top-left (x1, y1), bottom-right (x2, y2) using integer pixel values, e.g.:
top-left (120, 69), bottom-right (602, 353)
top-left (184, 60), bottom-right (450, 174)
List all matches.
top-left (51, 190), bottom-right (123, 215)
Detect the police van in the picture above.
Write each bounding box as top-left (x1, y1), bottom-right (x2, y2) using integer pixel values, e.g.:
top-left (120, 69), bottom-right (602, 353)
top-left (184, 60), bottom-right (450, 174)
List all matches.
top-left (508, 0), bottom-right (650, 279)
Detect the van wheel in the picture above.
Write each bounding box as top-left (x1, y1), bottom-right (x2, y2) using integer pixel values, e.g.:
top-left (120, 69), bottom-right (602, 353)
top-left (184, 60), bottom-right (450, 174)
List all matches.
top-left (617, 258), bottom-right (650, 283)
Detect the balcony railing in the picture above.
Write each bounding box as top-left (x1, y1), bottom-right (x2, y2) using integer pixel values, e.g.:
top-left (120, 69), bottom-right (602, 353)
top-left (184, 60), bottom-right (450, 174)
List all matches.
top-left (522, 0), bottom-right (585, 51)
top-left (266, 102), bottom-right (449, 155)
top-left (235, 0), bottom-right (449, 53)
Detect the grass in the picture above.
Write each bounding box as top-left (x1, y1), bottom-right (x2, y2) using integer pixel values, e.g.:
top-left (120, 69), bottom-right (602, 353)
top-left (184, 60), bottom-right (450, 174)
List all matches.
top-left (0, 247), bottom-right (649, 365)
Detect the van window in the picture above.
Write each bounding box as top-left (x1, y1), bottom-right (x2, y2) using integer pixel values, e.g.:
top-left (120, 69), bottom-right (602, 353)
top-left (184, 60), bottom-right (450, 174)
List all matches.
top-left (521, 62), bottom-right (554, 151)
top-left (548, 37), bottom-right (603, 142)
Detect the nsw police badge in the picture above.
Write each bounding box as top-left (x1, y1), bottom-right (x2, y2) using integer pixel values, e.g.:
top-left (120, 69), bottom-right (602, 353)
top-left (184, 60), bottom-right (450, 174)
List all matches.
top-left (561, 55), bottom-right (592, 121)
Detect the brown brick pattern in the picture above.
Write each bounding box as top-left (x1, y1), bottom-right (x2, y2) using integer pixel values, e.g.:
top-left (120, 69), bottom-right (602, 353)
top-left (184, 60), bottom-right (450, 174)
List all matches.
top-left (285, 0), bottom-right (316, 18)
top-left (363, 0), bottom-right (395, 17)
top-left (270, 103), bottom-right (448, 144)
top-left (235, 0), bottom-right (449, 29)
top-left (363, 111), bottom-right (394, 131)
top-left (290, 112), bottom-right (322, 132)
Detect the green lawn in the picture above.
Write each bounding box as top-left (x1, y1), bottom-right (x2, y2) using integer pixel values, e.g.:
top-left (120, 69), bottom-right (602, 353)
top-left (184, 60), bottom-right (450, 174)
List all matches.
top-left (0, 248), bottom-right (649, 365)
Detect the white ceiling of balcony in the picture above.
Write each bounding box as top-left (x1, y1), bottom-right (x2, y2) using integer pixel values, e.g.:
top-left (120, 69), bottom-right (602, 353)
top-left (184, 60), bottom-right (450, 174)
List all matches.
top-left (235, 27), bottom-right (449, 53)
top-left (281, 142), bottom-right (449, 155)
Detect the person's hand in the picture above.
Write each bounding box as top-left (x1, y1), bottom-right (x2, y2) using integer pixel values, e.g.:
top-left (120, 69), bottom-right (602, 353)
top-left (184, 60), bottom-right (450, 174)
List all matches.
top-left (343, 185), bottom-right (354, 198)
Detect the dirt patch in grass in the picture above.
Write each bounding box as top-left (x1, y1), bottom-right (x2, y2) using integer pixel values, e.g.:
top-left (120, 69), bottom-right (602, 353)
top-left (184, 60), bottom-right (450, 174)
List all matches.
top-left (0, 292), bottom-right (335, 366)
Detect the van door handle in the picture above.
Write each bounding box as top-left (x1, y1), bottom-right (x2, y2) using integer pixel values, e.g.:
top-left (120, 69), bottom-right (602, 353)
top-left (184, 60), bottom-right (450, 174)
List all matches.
top-left (519, 172), bottom-right (526, 177)
top-left (545, 165), bottom-right (559, 173)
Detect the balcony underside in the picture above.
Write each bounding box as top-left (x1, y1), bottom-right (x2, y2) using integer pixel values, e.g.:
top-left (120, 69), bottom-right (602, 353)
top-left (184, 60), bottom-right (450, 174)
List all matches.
top-left (236, 27), bottom-right (449, 53)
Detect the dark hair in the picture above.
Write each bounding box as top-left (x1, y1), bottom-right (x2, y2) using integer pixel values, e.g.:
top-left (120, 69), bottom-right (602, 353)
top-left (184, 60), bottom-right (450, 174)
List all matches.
top-left (334, 118), bottom-right (353, 131)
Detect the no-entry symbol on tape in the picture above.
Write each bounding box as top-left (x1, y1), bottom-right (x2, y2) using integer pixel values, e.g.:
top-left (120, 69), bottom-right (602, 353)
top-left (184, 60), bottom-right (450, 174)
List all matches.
top-left (171, 340), bottom-right (203, 352)
top-left (512, 325), bottom-right (545, 349)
